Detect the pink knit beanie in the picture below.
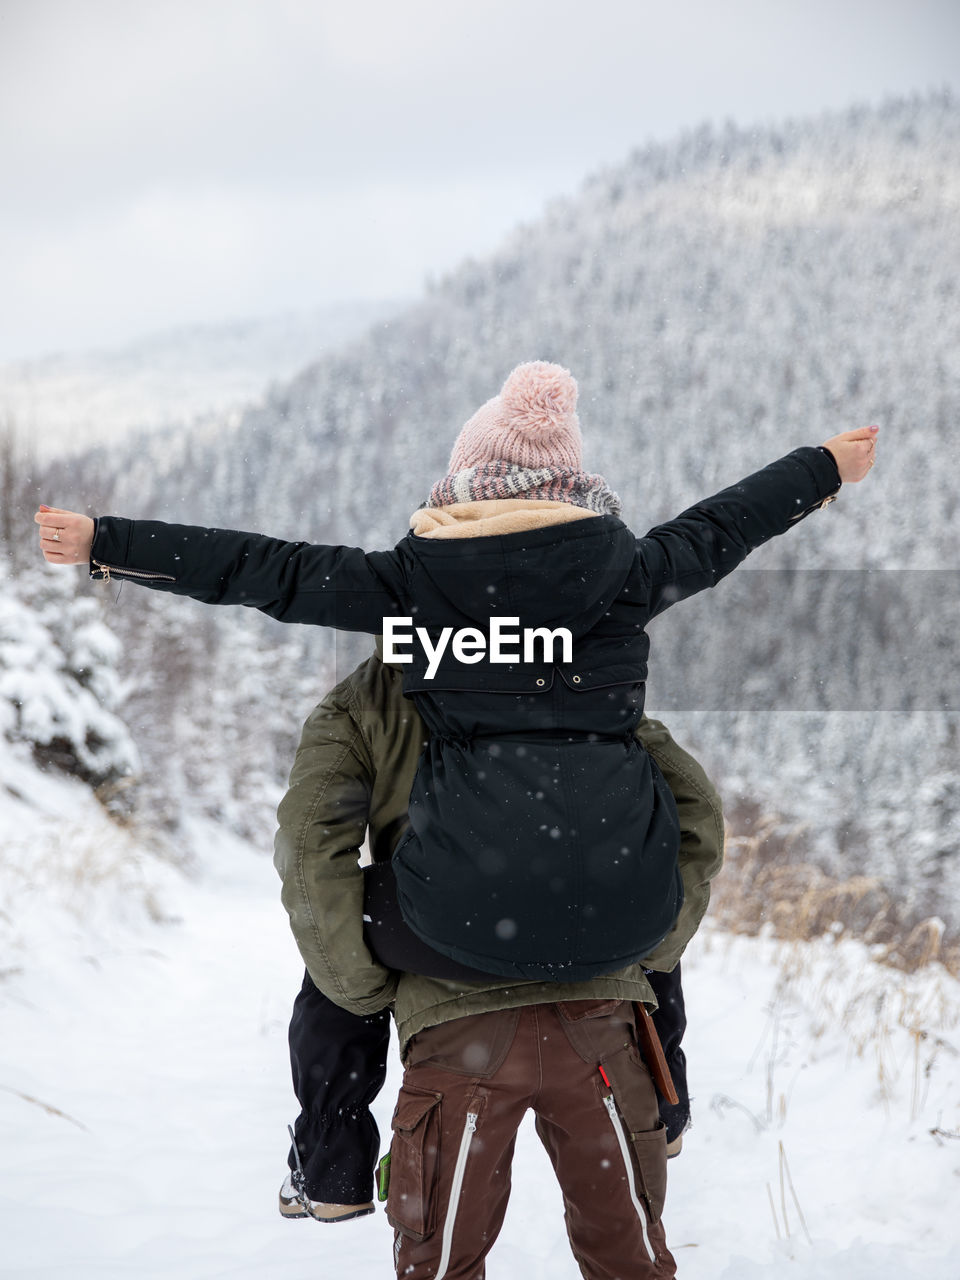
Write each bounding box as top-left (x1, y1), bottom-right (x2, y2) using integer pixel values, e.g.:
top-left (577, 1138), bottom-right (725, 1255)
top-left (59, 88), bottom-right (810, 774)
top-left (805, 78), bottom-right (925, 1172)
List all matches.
top-left (426, 360), bottom-right (621, 515)
top-left (448, 361), bottom-right (583, 472)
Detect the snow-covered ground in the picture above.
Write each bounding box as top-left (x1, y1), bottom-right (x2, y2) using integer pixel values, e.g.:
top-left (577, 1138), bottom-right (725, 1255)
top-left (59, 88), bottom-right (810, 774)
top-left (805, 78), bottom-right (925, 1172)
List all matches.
top-left (1, 758), bottom-right (958, 1279)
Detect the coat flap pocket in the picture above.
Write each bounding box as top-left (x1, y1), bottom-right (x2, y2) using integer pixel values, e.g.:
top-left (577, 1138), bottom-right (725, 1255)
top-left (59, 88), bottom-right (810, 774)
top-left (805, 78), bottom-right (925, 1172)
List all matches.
top-left (392, 1087), bottom-right (441, 1133)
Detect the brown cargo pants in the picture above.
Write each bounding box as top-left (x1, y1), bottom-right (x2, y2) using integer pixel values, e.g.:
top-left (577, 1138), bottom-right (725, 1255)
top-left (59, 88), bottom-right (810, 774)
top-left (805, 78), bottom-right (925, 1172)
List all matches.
top-left (385, 999), bottom-right (677, 1279)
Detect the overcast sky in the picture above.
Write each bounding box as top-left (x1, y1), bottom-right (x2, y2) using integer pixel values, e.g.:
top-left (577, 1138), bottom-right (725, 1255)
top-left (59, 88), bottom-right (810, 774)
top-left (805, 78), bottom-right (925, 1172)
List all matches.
top-left (2, 0), bottom-right (958, 363)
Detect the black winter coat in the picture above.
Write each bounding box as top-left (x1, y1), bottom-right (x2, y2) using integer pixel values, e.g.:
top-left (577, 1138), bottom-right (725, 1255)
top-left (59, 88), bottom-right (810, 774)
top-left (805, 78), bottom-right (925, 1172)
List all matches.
top-left (90, 446), bottom-right (840, 980)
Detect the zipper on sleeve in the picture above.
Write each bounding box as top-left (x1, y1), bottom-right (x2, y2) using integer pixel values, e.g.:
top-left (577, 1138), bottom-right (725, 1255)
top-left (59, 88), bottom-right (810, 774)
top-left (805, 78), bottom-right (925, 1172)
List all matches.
top-left (789, 492), bottom-right (837, 521)
top-left (91, 560), bottom-right (176, 584)
top-left (602, 1092), bottom-right (656, 1264)
top-left (434, 1110), bottom-right (477, 1280)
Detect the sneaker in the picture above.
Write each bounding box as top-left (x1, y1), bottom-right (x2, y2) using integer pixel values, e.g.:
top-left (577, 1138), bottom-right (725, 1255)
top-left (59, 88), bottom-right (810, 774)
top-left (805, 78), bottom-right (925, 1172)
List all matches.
top-left (278, 1172), bottom-right (375, 1223)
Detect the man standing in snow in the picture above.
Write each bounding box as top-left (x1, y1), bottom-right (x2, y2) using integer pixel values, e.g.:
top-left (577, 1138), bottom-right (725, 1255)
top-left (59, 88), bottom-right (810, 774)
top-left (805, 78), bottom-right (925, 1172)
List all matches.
top-left (274, 643), bottom-right (723, 1278)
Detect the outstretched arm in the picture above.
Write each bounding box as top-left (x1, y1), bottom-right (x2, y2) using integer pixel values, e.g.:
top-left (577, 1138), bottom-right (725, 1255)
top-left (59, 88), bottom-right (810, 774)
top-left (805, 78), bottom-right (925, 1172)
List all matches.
top-left (638, 427), bottom-right (878, 619)
top-left (34, 507), bottom-right (407, 634)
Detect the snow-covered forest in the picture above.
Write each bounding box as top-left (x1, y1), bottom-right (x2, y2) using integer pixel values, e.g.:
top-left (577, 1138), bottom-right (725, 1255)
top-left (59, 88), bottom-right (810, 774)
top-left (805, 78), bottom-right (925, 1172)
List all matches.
top-left (10, 90), bottom-right (958, 927)
top-left (2, 90), bottom-right (959, 1280)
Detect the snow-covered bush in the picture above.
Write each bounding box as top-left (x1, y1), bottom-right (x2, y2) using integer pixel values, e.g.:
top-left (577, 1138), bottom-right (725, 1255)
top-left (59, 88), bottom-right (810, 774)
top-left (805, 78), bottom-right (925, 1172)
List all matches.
top-left (0, 569), bottom-right (140, 807)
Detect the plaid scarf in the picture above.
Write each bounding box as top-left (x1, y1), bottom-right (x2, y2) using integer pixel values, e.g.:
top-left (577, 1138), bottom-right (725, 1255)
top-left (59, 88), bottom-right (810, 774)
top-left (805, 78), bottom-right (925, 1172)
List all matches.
top-left (426, 462), bottom-right (621, 516)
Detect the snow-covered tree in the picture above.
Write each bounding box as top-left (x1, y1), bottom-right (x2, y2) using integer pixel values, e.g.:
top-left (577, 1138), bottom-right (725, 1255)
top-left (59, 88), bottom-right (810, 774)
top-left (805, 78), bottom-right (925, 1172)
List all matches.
top-left (0, 567), bottom-right (140, 809)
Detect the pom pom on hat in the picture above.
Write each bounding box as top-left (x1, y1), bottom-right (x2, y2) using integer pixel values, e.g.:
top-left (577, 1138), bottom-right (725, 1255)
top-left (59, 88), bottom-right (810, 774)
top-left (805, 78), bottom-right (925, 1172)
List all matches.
top-left (448, 361), bottom-right (583, 473)
top-left (500, 361), bottom-right (579, 440)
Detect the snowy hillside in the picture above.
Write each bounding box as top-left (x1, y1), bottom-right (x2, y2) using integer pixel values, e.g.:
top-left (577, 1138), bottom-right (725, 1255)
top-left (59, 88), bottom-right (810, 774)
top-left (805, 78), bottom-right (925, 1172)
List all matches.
top-left (25, 92), bottom-right (959, 930)
top-left (1, 787), bottom-right (958, 1279)
top-left (83, 93), bottom-right (958, 562)
top-left (0, 299), bottom-right (403, 458)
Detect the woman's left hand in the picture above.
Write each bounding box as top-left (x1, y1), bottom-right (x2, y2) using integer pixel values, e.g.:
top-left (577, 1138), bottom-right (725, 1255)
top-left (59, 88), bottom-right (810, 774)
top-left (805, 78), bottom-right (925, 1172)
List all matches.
top-left (821, 426), bottom-right (879, 483)
top-left (34, 505), bottom-right (95, 565)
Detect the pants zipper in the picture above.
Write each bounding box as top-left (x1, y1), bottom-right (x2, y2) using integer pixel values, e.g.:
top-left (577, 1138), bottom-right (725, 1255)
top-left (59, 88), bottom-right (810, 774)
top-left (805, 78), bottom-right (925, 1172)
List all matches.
top-left (603, 1093), bottom-right (656, 1264)
top-left (434, 1110), bottom-right (477, 1280)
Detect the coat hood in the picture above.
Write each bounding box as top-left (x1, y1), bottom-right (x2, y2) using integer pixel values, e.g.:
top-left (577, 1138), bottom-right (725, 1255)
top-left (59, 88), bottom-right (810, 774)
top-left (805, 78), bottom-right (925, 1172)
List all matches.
top-left (401, 501), bottom-right (636, 639)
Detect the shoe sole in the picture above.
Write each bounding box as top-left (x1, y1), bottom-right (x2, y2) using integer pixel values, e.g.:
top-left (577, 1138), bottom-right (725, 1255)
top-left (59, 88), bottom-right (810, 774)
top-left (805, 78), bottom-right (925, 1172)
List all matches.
top-left (279, 1196), bottom-right (375, 1223)
top-left (306, 1205), bottom-right (375, 1224)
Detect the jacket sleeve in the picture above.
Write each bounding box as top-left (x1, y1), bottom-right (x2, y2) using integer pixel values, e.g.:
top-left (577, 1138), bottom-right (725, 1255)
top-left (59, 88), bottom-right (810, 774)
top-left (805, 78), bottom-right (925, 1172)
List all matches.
top-left (273, 680), bottom-right (399, 1014)
top-left (635, 716), bottom-right (725, 971)
top-left (637, 446), bottom-right (841, 619)
top-left (90, 516), bottom-right (407, 634)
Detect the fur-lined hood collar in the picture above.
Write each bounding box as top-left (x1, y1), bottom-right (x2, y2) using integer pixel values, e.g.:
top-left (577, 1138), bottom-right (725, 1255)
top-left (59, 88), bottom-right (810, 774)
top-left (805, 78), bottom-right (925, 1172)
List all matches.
top-left (409, 498), bottom-right (598, 540)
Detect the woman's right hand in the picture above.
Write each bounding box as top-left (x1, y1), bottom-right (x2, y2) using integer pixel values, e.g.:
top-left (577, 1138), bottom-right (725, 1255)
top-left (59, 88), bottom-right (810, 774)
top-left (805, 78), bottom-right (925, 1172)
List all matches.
top-left (34, 505), bottom-right (95, 565)
top-left (821, 426), bottom-right (879, 483)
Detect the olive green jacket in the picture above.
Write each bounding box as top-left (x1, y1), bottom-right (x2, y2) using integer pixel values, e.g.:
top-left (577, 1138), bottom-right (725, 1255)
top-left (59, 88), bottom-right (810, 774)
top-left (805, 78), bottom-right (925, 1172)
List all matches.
top-left (274, 651), bottom-right (724, 1053)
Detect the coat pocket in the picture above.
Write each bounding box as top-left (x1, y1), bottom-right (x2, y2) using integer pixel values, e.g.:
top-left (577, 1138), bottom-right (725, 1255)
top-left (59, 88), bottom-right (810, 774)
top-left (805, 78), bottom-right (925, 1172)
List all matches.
top-left (385, 1086), bottom-right (442, 1242)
